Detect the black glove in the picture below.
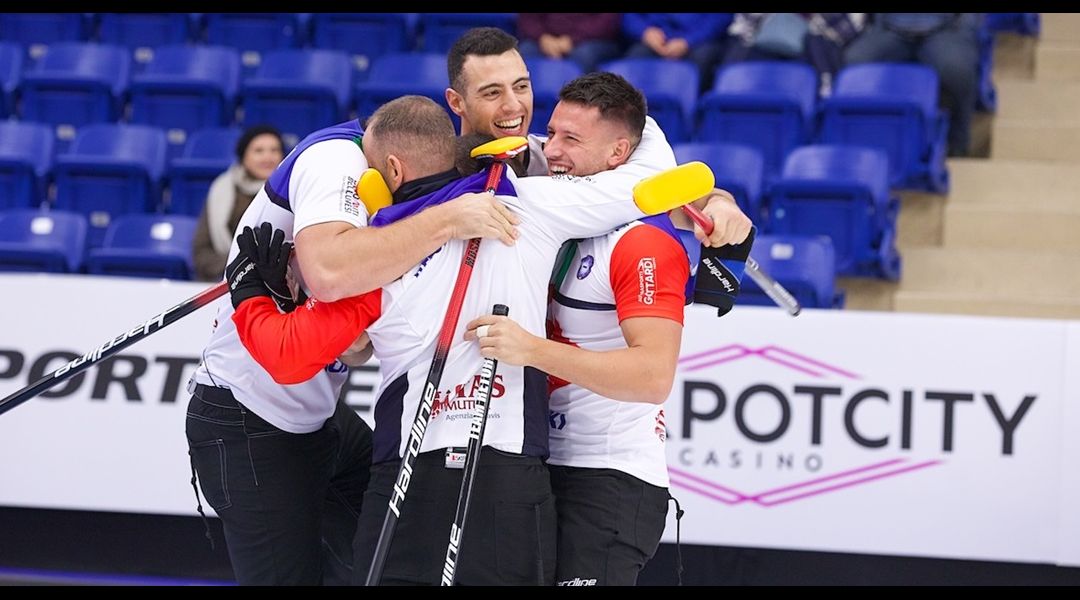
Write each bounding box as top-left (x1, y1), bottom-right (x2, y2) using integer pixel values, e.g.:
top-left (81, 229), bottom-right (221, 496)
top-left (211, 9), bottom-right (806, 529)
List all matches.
top-left (226, 223), bottom-right (301, 312)
top-left (693, 226), bottom-right (756, 317)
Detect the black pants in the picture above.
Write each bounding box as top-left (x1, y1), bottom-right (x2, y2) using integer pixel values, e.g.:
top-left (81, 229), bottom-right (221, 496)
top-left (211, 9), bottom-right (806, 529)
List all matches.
top-left (352, 447), bottom-right (556, 586)
top-left (550, 466), bottom-right (669, 586)
top-left (185, 384), bottom-right (372, 586)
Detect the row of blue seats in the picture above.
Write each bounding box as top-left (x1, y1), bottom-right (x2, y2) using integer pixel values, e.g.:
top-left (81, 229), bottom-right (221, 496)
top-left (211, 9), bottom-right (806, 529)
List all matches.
top-left (0, 111), bottom-right (900, 281)
top-left (0, 44), bottom-right (950, 192)
top-left (0, 206), bottom-right (845, 310)
top-left (0, 209), bottom-right (196, 279)
top-left (0, 13), bottom-right (516, 61)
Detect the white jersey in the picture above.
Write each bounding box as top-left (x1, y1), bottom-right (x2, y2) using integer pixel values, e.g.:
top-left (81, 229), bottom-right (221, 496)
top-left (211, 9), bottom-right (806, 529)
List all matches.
top-left (366, 117), bottom-right (676, 463)
top-left (546, 220), bottom-right (691, 488)
top-left (191, 131), bottom-right (369, 434)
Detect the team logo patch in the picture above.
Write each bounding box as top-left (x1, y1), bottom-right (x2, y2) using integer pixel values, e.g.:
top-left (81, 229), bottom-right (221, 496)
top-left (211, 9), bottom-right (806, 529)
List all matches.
top-left (637, 257), bottom-right (657, 305)
top-left (576, 255), bottom-right (594, 280)
top-left (340, 176), bottom-right (361, 217)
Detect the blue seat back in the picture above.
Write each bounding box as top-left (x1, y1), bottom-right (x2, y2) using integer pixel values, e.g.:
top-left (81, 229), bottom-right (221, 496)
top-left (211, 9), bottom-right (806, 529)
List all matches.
top-left (0, 208), bottom-right (87, 272)
top-left (602, 58), bottom-right (698, 143)
top-left (129, 45), bottom-right (241, 151)
top-left (418, 13), bottom-right (516, 53)
top-left (524, 57), bottom-right (582, 135)
top-left (0, 14), bottom-right (89, 58)
top-left (98, 13), bottom-right (193, 63)
top-left (87, 214), bottom-right (197, 279)
top-left (53, 124), bottom-right (168, 245)
top-left (0, 41), bottom-right (22, 117)
top-left (309, 13), bottom-right (412, 77)
top-left (0, 121), bottom-right (54, 209)
top-left (355, 52), bottom-right (449, 120)
top-left (740, 234), bottom-right (840, 309)
top-left (674, 142), bottom-right (765, 223)
top-left (167, 127), bottom-right (241, 217)
top-left (204, 13), bottom-right (302, 73)
top-left (768, 145), bottom-right (890, 276)
top-left (19, 42), bottom-right (130, 138)
top-left (821, 63), bottom-right (947, 191)
top-left (241, 49), bottom-right (353, 146)
top-left (696, 61), bottom-right (819, 180)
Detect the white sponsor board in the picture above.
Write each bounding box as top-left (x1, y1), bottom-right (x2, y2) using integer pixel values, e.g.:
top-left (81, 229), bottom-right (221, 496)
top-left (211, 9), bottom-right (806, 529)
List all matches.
top-left (661, 304), bottom-right (1074, 566)
top-left (0, 274), bottom-right (1076, 566)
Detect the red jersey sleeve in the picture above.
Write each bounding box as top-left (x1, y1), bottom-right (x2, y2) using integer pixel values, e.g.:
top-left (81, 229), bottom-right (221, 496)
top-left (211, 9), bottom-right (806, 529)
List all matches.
top-left (232, 292), bottom-right (382, 385)
top-left (609, 224), bottom-right (690, 325)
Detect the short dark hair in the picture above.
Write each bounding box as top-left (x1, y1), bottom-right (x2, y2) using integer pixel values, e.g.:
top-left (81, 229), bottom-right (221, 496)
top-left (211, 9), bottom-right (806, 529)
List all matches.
top-left (558, 72), bottom-right (647, 145)
top-left (366, 96), bottom-right (456, 174)
top-left (454, 133), bottom-right (527, 177)
top-left (447, 27), bottom-right (519, 92)
top-left (235, 124), bottom-right (283, 161)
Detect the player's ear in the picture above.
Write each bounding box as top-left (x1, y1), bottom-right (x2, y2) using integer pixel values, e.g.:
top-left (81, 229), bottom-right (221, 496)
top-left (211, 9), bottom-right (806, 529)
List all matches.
top-left (608, 138), bottom-right (632, 169)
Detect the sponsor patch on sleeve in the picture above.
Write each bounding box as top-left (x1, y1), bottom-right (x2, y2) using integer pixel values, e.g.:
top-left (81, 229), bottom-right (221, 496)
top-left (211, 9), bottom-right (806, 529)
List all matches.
top-left (340, 175), bottom-right (361, 217)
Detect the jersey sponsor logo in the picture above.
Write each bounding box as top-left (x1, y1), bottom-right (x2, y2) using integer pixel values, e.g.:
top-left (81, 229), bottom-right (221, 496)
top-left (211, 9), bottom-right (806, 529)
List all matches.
top-left (340, 175), bottom-right (361, 217)
top-left (549, 411), bottom-right (567, 430)
top-left (414, 247), bottom-right (443, 278)
top-left (556, 577), bottom-right (597, 586)
top-left (429, 374), bottom-right (506, 418)
top-left (655, 409), bottom-right (667, 442)
top-left (576, 255), bottom-right (594, 280)
top-left (638, 257), bottom-right (657, 305)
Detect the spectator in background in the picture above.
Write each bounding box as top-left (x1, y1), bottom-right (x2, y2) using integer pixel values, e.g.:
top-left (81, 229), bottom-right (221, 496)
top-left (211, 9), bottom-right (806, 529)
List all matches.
top-left (723, 13), bottom-right (865, 95)
top-left (623, 13), bottom-right (732, 92)
top-left (844, 13), bottom-right (982, 156)
top-left (517, 13), bottom-right (623, 73)
top-left (191, 125), bottom-right (284, 281)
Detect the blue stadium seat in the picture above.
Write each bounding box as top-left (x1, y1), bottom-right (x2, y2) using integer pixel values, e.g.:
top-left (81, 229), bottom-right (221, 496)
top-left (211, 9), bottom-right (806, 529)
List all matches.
top-left (0, 14), bottom-right (90, 60)
top-left (309, 13), bottom-right (413, 79)
top-left (696, 61), bottom-right (818, 182)
top-left (985, 13), bottom-right (1040, 36)
top-left (129, 45), bottom-right (241, 155)
top-left (18, 43), bottom-right (130, 148)
top-left (203, 13), bottom-right (303, 73)
top-left (166, 127), bottom-right (241, 217)
top-left (524, 57), bottom-right (582, 135)
top-left (52, 124), bottom-right (168, 247)
top-left (0, 122), bottom-right (54, 210)
top-left (85, 214), bottom-right (197, 279)
top-left (97, 13), bottom-right (194, 65)
top-left (418, 13), bottom-right (517, 53)
top-left (0, 41), bottom-right (21, 118)
top-left (740, 234), bottom-right (844, 309)
top-left (674, 142), bottom-right (765, 225)
top-left (355, 53), bottom-right (449, 121)
top-left (601, 58), bottom-right (698, 143)
top-left (0, 208), bottom-right (87, 273)
top-left (240, 49), bottom-right (352, 147)
top-left (767, 145), bottom-right (900, 280)
top-left (819, 63), bottom-right (949, 193)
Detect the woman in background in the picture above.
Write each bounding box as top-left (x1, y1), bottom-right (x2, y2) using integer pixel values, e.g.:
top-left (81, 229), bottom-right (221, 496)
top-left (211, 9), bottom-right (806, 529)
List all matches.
top-left (192, 125), bottom-right (285, 281)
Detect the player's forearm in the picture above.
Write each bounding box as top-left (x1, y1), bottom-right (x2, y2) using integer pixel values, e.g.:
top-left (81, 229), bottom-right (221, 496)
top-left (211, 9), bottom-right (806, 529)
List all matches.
top-left (299, 205), bottom-right (454, 302)
top-left (530, 338), bottom-right (675, 404)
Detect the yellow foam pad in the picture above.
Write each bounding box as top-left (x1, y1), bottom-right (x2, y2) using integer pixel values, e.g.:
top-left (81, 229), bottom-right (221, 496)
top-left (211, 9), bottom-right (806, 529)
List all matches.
top-left (356, 168), bottom-right (393, 217)
top-left (470, 136), bottom-right (529, 159)
top-left (633, 161), bottom-right (715, 215)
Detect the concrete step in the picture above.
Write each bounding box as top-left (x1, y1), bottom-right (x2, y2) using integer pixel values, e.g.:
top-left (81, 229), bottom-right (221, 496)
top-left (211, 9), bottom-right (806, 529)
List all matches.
top-left (898, 247), bottom-right (1080, 299)
top-left (1035, 44), bottom-right (1080, 81)
top-left (1040, 13), bottom-right (1080, 45)
top-left (995, 79), bottom-right (1080, 123)
top-left (836, 277), bottom-right (897, 312)
top-left (893, 290), bottom-right (1080, 319)
top-left (991, 120), bottom-right (1080, 162)
top-left (896, 192), bottom-right (944, 249)
top-left (946, 158), bottom-right (1080, 208)
top-left (942, 202), bottom-right (1080, 252)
